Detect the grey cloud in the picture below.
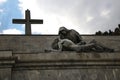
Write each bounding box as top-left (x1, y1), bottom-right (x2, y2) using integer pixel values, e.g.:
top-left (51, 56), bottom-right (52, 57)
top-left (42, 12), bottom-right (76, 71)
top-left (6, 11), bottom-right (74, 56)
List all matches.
top-left (37, 0), bottom-right (120, 34)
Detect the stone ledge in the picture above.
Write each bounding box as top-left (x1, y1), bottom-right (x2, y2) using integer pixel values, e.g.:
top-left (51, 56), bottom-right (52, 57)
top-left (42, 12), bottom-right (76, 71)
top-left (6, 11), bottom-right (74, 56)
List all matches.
top-left (14, 59), bottom-right (120, 70)
top-left (0, 57), bottom-right (17, 68)
top-left (0, 51), bottom-right (12, 57)
top-left (0, 51), bottom-right (16, 68)
top-left (14, 52), bottom-right (120, 60)
top-left (13, 52), bottom-right (120, 70)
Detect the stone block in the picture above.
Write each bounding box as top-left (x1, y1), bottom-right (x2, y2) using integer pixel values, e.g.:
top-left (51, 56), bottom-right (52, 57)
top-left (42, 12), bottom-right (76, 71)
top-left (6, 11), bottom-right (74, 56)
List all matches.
top-left (0, 51), bottom-right (12, 57)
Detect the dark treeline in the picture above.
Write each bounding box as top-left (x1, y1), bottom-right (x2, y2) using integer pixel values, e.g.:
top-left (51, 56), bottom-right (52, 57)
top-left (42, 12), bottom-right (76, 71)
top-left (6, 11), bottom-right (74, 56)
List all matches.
top-left (95, 24), bottom-right (120, 35)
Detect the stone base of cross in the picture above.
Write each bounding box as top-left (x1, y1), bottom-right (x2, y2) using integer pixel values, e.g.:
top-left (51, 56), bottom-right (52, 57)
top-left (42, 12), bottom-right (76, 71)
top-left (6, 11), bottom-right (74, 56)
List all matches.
top-left (12, 9), bottom-right (43, 35)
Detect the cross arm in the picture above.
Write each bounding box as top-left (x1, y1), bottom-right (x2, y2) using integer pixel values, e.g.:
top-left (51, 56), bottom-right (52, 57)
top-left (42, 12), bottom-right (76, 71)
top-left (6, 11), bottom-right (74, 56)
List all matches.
top-left (12, 19), bottom-right (26, 24)
top-left (30, 19), bottom-right (43, 24)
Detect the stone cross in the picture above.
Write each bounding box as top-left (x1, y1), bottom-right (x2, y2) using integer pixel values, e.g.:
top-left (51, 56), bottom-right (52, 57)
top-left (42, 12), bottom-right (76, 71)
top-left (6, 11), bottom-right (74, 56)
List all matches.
top-left (12, 9), bottom-right (43, 35)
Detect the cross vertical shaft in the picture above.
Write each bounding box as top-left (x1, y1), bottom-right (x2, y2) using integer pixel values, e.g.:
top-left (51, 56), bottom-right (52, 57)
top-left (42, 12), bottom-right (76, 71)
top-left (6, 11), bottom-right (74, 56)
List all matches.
top-left (25, 9), bottom-right (31, 35)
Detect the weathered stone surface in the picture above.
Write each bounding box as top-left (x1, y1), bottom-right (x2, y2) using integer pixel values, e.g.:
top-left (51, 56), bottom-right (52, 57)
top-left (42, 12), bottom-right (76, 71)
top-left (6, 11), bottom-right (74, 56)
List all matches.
top-left (0, 35), bottom-right (119, 53)
top-left (12, 52), bottom-right (120, 70)
top-left (0, 69), bottom-right (11, 80)
top-left (11, 52), bottom-right (120, 80)
top-left (0, 51), bottom-right (12, 57)
top-left (0, 35), bottom-right (57, 53)
top-left (12, 69), bottom-right (120, 80)
top-left (14, 52), bottom-right (120, 61)
top-left (0, 51), bottom-right (15, 68)
top-left (0, 51), bottom-right (16, 80)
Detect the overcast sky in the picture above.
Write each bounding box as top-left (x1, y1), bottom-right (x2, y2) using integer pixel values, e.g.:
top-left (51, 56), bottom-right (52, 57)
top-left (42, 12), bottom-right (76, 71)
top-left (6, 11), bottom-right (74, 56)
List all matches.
top-left (0, 0), bottom-right (120, 34)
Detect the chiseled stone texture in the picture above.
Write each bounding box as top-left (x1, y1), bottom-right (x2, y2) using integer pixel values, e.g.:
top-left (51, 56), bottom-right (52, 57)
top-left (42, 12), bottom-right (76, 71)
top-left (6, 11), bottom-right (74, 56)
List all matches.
top-left (0, 35), bottom-right (119, 53)
top-left (0, 69), bottom-right (11, 80)
top-left (12, 69), bottom-right (120, 80)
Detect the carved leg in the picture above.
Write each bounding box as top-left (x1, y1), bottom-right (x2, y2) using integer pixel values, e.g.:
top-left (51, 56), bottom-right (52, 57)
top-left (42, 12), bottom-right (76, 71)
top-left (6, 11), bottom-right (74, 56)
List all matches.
top-left (75, 43), bottom-right (95, 52)
top-left (90, 39), bottom-right (114, 52)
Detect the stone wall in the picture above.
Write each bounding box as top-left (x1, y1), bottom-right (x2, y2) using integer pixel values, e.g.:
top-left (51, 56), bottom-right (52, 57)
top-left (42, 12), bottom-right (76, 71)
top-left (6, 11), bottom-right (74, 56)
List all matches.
top-left (0, 35), bottom-right (119, 53)
top-left (0, 35), bottom-right (120, 80)
top-left (12, 52), bottom-right (120, 80)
